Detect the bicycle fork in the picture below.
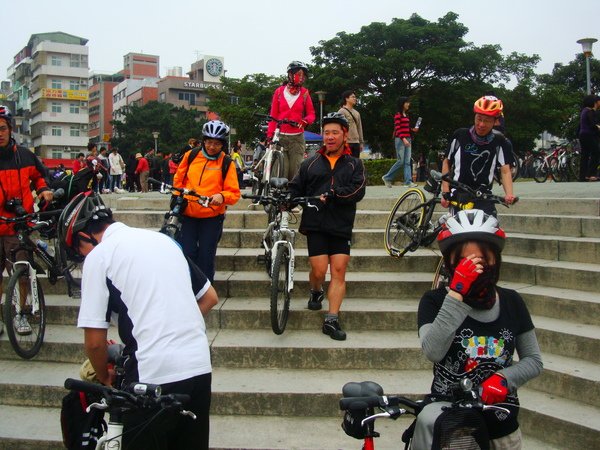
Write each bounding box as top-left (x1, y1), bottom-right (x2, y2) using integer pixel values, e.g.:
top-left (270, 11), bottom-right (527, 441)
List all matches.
top-left (272, 240), bottom-right (295, 292)
top-left (13, 261), bottom-right (39, 315)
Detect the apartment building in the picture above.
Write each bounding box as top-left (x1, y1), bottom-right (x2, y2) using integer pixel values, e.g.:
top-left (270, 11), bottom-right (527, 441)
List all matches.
top-left (9, 32), bottom-right (91, 159)
top-left (88, 73), bottom-right (123, 145)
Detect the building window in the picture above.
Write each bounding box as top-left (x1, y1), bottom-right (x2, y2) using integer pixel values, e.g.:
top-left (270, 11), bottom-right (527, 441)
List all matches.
top-left (70, 126), bottom-right (80, 137)
top-left (70, 80), bottom-right (80, 90)
top-left (51, 55), bottom-right (62, 66)
top-left (159, 92), bottom-right (166, 102)
top-left (70, 152), bottom-right (79, 159)
top-left (51, 126), bottom-right (62, 136)
top-left (51, 102), bottom-right (62, 113)
top-left (52, 150), bottom-right (63, 159)
top-left (178, 92), bottom-right (196, 105)
top-left (70, 103), bottom-right (80, 114)
top-left (51, 79), bottom-right (61, 89)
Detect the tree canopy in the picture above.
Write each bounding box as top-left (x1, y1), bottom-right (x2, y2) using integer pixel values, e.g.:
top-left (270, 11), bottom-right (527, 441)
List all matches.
top-left (110, 101), bottom-right (205, 156)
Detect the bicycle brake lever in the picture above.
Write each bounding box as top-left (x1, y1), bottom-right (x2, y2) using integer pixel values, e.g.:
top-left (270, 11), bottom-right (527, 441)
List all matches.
top-left (181, 409), bottom-right (197, 420)
top-left (86, 399), bottom-right (109, 413)
top-left (482, 404), bottom-right (511, 415)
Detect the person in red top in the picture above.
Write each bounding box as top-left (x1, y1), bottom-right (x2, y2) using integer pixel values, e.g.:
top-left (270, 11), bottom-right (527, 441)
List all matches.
top-left (0, 106), bottom-right (53, 335)
top-left (134, 153), bottom-right (150, 193)
top-left (72, 152), bottom-right (85, 174)
top-left (382, 96), bottom-right (420, 188)
top-left (267, 61), bottom-right (316, 181)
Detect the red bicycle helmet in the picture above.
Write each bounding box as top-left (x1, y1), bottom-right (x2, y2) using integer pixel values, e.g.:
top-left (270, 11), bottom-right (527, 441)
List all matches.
top-left (0, 105), bottom-right (13, 128)
top-left (437, 209), bottom-right (506, 254)
top-left (473, 96), bottom-right (503, 117)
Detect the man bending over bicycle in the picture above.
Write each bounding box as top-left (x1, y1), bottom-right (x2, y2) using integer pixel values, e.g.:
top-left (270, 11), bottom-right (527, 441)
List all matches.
top-left (441, 96), bottom-right (516, 216)
top-left (58, 192), bottom-right (218, 450)
top-left (412, 209), bottom-right (542, 449)
top-left (0, 105), bottom-right (53, 336)
top-left (288, 112), bottom-right (366, 340)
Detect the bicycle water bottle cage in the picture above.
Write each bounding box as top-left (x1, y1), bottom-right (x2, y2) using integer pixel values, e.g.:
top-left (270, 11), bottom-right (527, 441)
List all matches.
top-left (270, 177), bottom-right (289, 189)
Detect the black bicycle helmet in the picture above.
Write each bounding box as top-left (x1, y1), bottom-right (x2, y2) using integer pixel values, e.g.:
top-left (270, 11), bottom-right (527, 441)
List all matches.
top-left (287, 61), bottom-right (308, 75)
top-left (437, 209), bottom-right (506, 255)
top-left (322, 112), bottom-right (349, 131)
top-left (58, 191), bottom-right (112, 261)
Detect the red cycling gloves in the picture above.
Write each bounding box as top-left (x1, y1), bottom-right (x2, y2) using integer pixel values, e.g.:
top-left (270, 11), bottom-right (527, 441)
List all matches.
top-left (480, 373), bottom-right (508, 404)
top-left (449, 257), bottom-right (481, 295)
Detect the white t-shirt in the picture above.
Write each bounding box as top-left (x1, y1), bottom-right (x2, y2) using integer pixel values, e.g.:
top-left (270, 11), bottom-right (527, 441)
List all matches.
top-left (77, 222), bottom-right (212, 385)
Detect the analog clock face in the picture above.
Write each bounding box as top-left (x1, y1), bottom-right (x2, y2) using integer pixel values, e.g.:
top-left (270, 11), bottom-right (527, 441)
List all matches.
top-left (206, 58), bottom-right (223, 77)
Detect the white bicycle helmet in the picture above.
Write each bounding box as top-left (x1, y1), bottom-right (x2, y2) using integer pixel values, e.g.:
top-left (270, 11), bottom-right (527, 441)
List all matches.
top-left (437, 209), bottom-right (506, 254)
top-left (202, 120), bottom-right (230, 141)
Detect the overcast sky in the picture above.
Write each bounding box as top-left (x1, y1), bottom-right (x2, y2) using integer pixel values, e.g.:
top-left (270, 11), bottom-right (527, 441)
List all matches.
top-left (4, 0), bottom-right (598, 82)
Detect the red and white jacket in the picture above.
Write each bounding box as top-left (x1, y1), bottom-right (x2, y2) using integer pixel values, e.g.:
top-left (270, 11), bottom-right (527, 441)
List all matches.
top-left (267, 85), bottom-right (316, 138)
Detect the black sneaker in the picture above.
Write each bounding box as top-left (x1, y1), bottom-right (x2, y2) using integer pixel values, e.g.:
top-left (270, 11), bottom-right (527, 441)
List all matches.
top-left (322, 318), bottom-right (347, 341)
top-left (307, 290), bottom-right (324, 311)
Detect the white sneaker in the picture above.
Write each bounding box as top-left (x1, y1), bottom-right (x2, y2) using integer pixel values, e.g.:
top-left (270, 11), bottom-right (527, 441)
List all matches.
top-left (102, 189), bottom-right (111, 194)
top-left (381, 176), bottom-right (392, 188)
top-left (14, 314), bottom-right (32, 335)
top-left (405, 182), bottom-right (418, 188)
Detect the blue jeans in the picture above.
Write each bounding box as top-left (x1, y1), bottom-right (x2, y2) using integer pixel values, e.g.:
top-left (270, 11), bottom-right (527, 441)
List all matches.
top-left (383, 138), bottom-right (412, 185)
top-left (178, 215), bottom-right (224, 282)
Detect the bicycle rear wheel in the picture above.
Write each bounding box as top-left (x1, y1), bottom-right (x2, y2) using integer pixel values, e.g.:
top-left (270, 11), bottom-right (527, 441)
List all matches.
top-left (384, 189), bottom-right (427, 257)
top-left (270, 245), bottom-right (291, 334)
top-left (549, 157), bottom-right (565, 182)
top-left (532, 156), bottom-right (548, 183)
top-left (3, 265), bottom-right (46, 359)
top-left (569, 153), bottom-right (581, 181)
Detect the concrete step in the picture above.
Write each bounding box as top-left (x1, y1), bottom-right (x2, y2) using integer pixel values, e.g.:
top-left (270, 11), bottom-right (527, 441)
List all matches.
top-left (0, 405), bottom-right (562, 450)
top-left (533, 315), bottom-right (600, 364)
top-left (507, 232), bottom-right (600, 264)
top-left (502, 255), bottom-right (600, 293)
top-left (501, 213), bottom-right (600, 238)
top-left (520, 285), bottom-right (600, 326)
top-left (519, 387), bottom-right (600, 450)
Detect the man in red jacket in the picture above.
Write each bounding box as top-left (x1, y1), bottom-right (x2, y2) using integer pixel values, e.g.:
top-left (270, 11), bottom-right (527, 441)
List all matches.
top-left (0, 106), bottom-right (53, 335)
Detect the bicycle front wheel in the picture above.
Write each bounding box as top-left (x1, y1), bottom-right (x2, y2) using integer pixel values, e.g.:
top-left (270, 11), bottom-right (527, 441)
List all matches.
top-left (384, 189), bottom-right (427, 257)
top-left (270, 245), bottom-right (291, 335)
top-left (3, 265), bottom-right (46, 359)
top-left (532, 156), bottom-right (548, 183)
top-left (549, 157), bottom-right (565, 182)
top-left (431, 257), bottom-right (450, 290)
top-left (270, 150), bottom-right (285, 179)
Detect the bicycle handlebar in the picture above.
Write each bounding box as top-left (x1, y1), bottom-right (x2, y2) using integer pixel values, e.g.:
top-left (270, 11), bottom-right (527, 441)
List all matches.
top-left (242, 193), bottom-right (325, 210)
top-left (430, 170), bottom-right (519, 207)
top-left (149, 178), bottom-right (210, 207)
top-left (253, 112), bottom-right (300, 129)
top-left (64, 377), bottom-right (194, 416)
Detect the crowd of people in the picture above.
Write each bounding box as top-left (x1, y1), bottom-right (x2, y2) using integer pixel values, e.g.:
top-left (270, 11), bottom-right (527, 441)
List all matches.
top-left (1, 59), bottom-right (569, 449)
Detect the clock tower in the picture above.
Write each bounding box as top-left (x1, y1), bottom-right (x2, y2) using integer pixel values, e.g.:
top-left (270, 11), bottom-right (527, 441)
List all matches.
top-left (203, 56), bottom-right (224, 82)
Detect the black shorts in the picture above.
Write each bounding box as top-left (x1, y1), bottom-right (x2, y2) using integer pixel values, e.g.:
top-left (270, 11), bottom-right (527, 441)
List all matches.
top-left (306, 232), bottom-right (351, 257)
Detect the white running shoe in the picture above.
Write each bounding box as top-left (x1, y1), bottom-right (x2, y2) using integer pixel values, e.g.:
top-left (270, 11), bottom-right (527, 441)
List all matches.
top-left (381, 176), bottom-right (392, 188)
top-left (14, 314), bottom-right (32, 335)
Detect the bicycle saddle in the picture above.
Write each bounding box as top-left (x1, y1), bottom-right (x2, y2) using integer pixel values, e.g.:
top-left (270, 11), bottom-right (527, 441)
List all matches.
top-left (270, 177), bottom-right (289, 189)
top-left (342, 381), bottom-right (384, 398)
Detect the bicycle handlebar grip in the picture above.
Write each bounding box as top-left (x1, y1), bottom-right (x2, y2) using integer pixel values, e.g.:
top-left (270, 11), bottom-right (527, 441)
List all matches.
top-left (64, 378), bottom-right (110, 396)
top-left (166, 393), bottom-right (191, 405)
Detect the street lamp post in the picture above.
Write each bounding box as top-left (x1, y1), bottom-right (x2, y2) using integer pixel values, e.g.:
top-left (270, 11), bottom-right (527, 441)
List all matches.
top-left (152, 131), bottom-right (160, 153)
top-left (577, 38), bottom-right (598, 95)
top-left (315, 91), bottom-right (327, 136)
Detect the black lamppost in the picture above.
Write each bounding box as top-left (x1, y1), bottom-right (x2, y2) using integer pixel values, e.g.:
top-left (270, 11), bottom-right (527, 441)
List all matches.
top-left (315, 91), bottom-right (327, 135)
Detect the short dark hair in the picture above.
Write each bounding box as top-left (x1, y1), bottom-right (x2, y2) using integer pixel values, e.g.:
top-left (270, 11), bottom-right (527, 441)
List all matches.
top-left (583, 94), bottom-right (598, 108)
top-left (341, 90), bottom-right (355, 105)
top-left (87, 142), bottom-right (97, 151)
top-left (77, 152), bottom-right (85, 158)
top-left (99, 147), bottom-right (107, 152)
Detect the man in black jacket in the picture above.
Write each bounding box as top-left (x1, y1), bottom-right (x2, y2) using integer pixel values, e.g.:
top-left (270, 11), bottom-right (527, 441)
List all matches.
top-left (288, 112), bottom-right (366, 340)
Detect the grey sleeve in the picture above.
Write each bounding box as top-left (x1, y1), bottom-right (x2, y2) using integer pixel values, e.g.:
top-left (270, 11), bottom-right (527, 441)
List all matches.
top-left (419, 294), bottom-right (471, 362)
top-left (498, 329), bottom-right (543, 392)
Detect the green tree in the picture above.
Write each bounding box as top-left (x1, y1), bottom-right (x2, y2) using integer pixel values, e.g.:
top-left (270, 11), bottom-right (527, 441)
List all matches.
top-left (206, 74), bottom-right (283, 143)
top-left (308, 12), bottom-right (540, 156)
top-left (111, 101), bottom-right (204, 157)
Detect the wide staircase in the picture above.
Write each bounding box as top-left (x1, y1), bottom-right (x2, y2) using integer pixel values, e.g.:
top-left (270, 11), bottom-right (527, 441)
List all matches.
top-left (0, 190), bottom-right (599, 449)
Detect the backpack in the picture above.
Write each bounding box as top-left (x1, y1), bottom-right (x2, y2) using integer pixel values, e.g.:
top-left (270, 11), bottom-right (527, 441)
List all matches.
top-left (183, 147), bottom-right (232, 182)
top-left (48, 168), bottom-right (96, 209)
top-left (60, 390), bottom-right (107, 449)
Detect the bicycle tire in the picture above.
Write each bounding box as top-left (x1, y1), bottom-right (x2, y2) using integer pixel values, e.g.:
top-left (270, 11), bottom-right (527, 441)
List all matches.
top-left (550, 156), bottom-right (568, 182)
top-left (569, 153), bottom-right (581, 181)
top-left (532, 156), bottom-right (548, 183)
top-left (384, 188), bottom-right (427, 257)
top-left (431, 257), bottom-right (449, 290)
top-left (270, 245), bottom-right (291, 334)
top-left (270, 150), bottom-right (285, 179)
top-left (3, 265), bottom-right (46, 359)
top-left (510, 151), bottom-right (520, 182)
